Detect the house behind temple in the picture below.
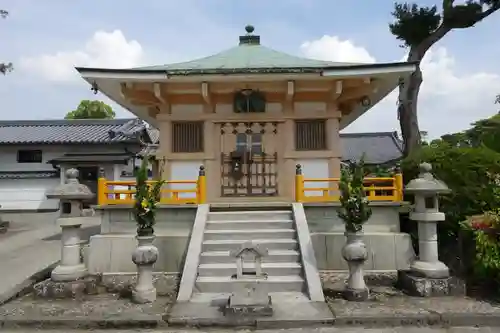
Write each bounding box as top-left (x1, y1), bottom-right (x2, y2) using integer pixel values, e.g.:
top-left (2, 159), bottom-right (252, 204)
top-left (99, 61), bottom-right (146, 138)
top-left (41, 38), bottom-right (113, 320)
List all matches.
top-left (0, 118), bottom-right (402, 211)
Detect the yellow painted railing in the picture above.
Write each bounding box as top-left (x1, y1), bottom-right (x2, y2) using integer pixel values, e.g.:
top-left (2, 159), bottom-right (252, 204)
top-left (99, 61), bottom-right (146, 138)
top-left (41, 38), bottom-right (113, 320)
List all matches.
top-left (97, 165), bottom-right (206, 206)
top-left (295, 164), bottom-right (403, 203)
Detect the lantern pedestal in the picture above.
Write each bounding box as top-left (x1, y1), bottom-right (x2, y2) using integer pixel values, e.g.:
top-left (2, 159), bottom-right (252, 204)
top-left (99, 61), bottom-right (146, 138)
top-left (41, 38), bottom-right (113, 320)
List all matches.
top-left (341, 232), bottom-right (369, 301)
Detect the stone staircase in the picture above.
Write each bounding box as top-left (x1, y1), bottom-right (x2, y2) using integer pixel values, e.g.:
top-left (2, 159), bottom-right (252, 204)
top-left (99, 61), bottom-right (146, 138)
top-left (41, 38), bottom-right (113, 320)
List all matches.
top-left (193, 207), bottom-right (305, 295)
top-left (171, 203), bottom-right (332, 324)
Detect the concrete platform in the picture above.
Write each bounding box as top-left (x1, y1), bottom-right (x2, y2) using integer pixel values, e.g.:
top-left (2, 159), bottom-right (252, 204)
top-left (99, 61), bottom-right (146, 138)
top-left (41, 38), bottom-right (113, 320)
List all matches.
top-left (167, 296), bottom-right (334, 329)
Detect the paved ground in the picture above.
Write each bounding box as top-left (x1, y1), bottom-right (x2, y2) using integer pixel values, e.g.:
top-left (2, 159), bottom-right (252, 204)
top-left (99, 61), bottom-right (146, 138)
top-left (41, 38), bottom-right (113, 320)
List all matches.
top-left (0, 328), bottom-right (498, 332)
top-left (0, 212), bottom-right (101, 305)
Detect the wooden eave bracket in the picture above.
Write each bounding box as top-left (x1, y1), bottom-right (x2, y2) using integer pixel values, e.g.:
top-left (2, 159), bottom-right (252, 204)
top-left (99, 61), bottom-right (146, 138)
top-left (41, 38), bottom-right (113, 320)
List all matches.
top-left (286, 81), bottom-right (295, 102)
top-left (153, 82), bottom-right (167, 104)
top-left (119, 82), bottom-right (132, 100)
top-left (331, 80), bottom-right (343, 100)
top-left (201, 82), bottom-right (211, 104)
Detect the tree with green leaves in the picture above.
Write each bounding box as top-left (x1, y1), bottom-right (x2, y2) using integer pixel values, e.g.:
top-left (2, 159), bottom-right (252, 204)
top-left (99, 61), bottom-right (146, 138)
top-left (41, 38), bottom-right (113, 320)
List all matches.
top-left (65, 100), bottom-right (116, 119)
top-left (390, 1), bottom-right (500, 157)
top-left (1, 9), bottom-right (12, 75)
top-left (431, 96), bottom-right (500, 152)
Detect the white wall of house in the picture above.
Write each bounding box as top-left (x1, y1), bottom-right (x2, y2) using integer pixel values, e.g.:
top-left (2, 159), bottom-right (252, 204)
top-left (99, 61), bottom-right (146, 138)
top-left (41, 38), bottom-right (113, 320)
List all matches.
top-left (297, 159), bottom-right (330, 197)
top-left (0, 144), bottom-right (137, 211)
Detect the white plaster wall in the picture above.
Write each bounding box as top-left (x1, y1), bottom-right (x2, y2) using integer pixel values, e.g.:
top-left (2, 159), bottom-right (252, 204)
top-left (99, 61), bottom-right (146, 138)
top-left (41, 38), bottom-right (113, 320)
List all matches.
top-left (170, 160), bottom-right (202, 199)
top-left (297, 159), bottom-right (329, 197)
top-left (0, 145), bottom-right (131, 172)
top-left (0, 144), bottom-right (138, 209)
top-left (0, 178), bottom-right (60, 210)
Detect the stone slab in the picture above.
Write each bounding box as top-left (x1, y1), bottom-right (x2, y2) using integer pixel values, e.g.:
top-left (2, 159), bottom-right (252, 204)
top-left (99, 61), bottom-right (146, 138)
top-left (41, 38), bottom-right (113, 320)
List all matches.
top-left (397, 270), bottom-right (466, 297)
top-left (0, 294), bottom-right (171, 329)
top-left (225, 294), bottom-right (273, 317)
top-left (167, 300), bottom-right (334, 328)
top-left (3, 291), bottom-right (500, 329)
top-left (32, 276), bottom-right (102, 300)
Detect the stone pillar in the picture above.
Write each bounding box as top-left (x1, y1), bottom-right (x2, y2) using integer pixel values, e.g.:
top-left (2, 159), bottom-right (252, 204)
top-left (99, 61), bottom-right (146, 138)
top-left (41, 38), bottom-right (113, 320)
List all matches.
top-left (398, 163), bottom-right (464, 297)
top-left (46, 169), bottom-right (95, 282)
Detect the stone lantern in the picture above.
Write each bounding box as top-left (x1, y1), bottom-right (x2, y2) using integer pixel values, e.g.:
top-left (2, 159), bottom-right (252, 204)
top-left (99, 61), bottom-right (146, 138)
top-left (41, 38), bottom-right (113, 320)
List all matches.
top-left (46, 168), bottom-right (94, 282)
top-left (398, 162), bottom-right (463, 297)
top-left (405, 162), bottom-right (450, 278)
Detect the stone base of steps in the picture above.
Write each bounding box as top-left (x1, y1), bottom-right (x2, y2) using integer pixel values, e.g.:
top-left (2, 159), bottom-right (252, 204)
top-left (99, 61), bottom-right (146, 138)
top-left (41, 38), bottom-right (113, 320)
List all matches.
top-left (199, 249), bottom-right (300, 264)
top-left (167, 297), bottom-right (334, 328)
top-left (197, 262), bottom-right (302, 277)
top-left (195, 275), bottom-right (304, 293)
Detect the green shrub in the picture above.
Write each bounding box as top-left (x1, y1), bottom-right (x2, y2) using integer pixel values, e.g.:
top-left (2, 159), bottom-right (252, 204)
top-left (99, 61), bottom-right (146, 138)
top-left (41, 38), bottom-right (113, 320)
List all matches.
top-left (402, 142), bottom-right (500, 276)
top-left (402, 142), bottom-right (500, 231)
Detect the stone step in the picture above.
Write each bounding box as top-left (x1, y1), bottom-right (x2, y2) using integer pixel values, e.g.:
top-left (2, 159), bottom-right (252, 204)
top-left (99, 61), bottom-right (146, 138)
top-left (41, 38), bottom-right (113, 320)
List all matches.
top-left (203, 228), bottom-right (296, 240)
top-left (206, 219), bottom-right (294, 230)
top-left (202, 239), bottom-right (298, 252)
top-left (199, 249), bottom-right (301, 264)
top-left (197, 262), bottom-right (303, 277)
top-left (207, 210), bottom-right (293, 222)
top-left (195, 275), bottom-right (305, 293)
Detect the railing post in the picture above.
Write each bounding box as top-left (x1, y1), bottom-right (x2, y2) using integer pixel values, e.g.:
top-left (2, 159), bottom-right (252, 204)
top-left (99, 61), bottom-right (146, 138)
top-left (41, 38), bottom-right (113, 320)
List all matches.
top-left (97, 167), bottom-right (106, 205)
top-left (197, 165), bottom-right (206, 204)
top-left (394, 165), bottom-right (403, 202)
top-left (295, 164), bottom-right (304, 202)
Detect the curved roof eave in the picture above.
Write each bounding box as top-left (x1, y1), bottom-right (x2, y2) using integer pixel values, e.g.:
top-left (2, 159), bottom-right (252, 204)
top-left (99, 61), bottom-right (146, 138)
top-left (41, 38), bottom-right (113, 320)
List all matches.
top-left (75, 61), bottom-right (417, 77)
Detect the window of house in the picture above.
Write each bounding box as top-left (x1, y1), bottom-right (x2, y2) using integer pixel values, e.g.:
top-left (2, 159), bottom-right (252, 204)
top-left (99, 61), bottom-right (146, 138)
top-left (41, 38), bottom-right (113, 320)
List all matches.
top-left (295, 120), bottom-right (327, 151)
top-left (171, 121), bottom-right (204, 153)
top-left (236, 133), bottom-right (262, 154)
top-left (17, 149), bottom-right (43, 163)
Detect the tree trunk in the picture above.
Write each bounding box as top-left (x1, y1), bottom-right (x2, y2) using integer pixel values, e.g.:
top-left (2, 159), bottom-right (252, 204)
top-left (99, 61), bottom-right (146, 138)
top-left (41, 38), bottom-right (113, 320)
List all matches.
top-left (399, 49), bottom-right (425, 157)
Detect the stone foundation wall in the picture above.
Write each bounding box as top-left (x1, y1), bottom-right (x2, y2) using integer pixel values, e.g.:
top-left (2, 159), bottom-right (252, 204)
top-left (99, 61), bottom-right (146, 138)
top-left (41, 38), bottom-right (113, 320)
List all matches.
top-left (304, 203), bottom-right (414, 271)
top-left (86, 203), bottom-right (414, 274)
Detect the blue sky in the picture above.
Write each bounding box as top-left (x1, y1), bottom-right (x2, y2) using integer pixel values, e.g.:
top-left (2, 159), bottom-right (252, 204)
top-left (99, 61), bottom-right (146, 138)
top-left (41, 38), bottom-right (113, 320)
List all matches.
top-left (1, 0), bottom-right (499, 138)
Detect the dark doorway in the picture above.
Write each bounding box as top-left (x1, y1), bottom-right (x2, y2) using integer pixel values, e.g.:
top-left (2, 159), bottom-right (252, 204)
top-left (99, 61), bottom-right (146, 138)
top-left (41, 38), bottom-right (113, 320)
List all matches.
top-left (77, 166), bottom-right (98, 206)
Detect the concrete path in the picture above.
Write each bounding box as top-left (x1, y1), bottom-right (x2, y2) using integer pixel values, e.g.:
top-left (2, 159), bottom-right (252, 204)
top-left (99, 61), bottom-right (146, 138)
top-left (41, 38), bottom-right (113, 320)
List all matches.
top-left (0, 327), bottom-right (496, 332)
top-left (0, 214), bottom-right (100, 305)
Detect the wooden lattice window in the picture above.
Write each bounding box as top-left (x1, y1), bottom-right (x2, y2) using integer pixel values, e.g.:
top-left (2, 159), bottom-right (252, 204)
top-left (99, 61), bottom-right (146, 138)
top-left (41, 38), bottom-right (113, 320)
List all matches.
top-left (171, 121), bottom-right (204, 153)
top-left (295, 120), bottom-right (327, 151)
top-left (17, 149), bottom-right (43, 163)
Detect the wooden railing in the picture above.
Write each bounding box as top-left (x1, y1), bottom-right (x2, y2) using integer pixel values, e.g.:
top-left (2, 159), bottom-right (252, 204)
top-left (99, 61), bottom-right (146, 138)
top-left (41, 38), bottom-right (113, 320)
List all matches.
top-left (294, 164), bottom-right (403, 203)
top-left (97, 166), bottom-right (206, 206)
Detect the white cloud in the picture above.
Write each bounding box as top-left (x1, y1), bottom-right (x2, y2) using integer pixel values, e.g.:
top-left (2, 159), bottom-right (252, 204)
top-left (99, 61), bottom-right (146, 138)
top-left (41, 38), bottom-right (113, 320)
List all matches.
top-left (300, 35), bottom-right (376, 64)
top-left (300, 36), bottom-right (500, 138)
top-left (19, 30), bottom-right (144, 82)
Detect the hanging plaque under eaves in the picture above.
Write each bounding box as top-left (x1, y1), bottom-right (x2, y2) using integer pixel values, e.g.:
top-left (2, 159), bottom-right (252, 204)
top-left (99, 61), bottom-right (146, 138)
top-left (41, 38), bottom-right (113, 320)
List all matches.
top-left (233, 89), bottom-right (266, 113)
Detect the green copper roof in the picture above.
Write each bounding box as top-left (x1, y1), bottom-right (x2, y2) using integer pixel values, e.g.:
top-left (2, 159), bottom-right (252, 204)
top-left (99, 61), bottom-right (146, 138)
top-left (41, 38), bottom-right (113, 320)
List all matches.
top-left (134, 25), bottom-right (358, 75)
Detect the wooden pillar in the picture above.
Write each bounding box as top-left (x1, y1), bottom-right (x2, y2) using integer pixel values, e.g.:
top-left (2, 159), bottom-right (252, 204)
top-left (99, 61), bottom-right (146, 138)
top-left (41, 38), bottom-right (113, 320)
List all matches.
top-left (326, 117), bottom-right (341, 179)
top-left (204, 120), bottom-right (218, 202)
top-left (281, 119), bottom-right (296, 200)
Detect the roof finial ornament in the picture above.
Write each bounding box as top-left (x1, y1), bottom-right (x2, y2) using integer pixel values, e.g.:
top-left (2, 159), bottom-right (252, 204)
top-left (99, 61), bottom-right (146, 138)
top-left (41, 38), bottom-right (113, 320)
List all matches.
top-left (245, 25), bottom-right (255, 34)
top-left (239, 24), bottom-right (260, 46)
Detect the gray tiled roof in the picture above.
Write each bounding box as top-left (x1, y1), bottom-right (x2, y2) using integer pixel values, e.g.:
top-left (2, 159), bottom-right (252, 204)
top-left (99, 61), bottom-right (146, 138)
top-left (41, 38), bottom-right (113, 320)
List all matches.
top-left (0, 119), bottom-right (143, 144)
top-left (0, 170), bottom-right (59, 179)
top-left (340, 132), bottom-right (403, 165)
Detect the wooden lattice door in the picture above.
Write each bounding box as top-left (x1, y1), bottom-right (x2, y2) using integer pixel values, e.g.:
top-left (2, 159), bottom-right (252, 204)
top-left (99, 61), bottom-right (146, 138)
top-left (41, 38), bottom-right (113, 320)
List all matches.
top-left (220, 122), bottom-right (278, 197)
